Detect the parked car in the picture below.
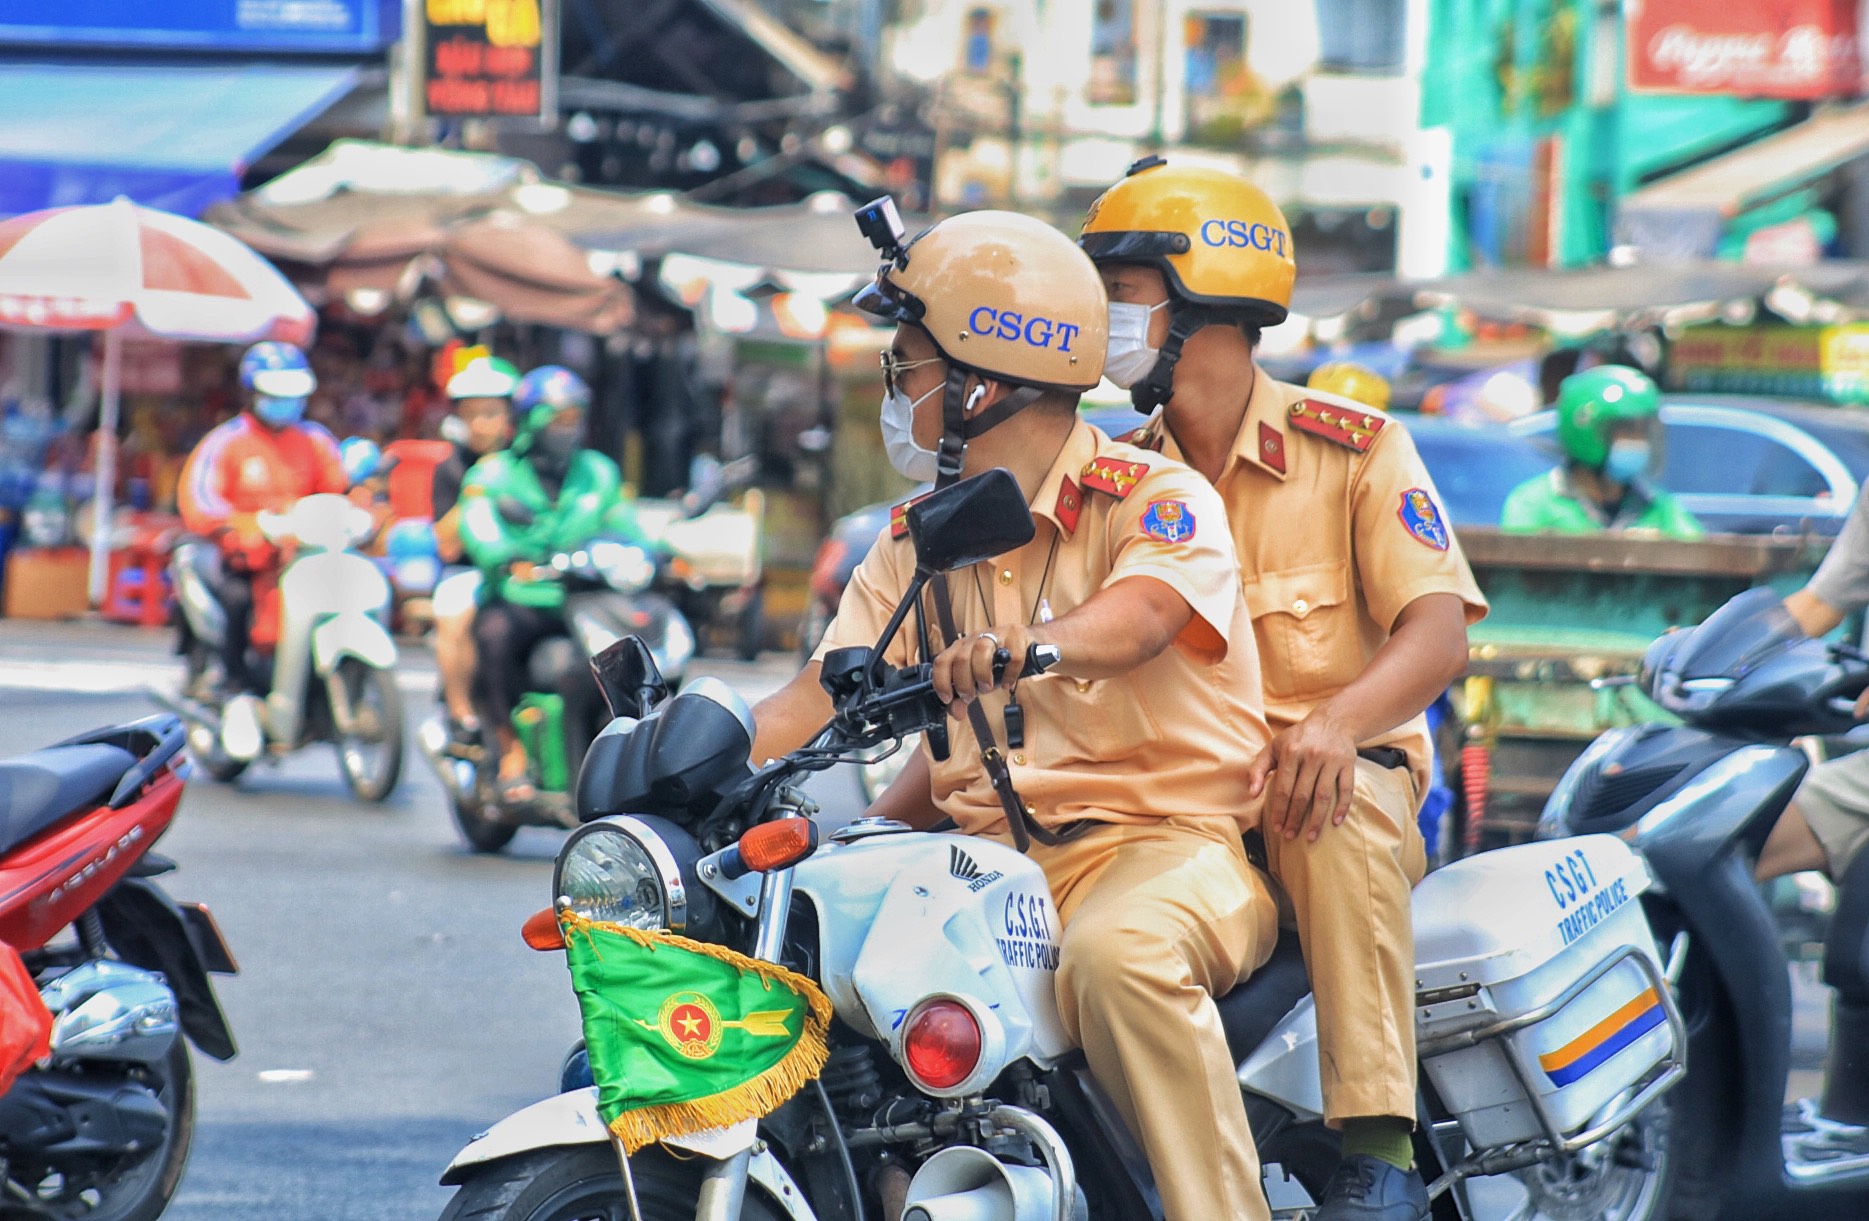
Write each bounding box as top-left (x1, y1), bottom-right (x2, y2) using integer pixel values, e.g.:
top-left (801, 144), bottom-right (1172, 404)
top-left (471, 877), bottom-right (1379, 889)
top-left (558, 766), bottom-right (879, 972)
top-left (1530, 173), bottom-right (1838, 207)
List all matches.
top-left (1511, 396), bottom-right (1869, 536)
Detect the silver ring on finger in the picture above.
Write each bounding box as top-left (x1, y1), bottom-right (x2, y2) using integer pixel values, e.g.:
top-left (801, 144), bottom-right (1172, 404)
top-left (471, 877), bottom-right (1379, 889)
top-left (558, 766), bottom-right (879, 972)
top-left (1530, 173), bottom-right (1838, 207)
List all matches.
top-left (977, 631), bottom-right (1002, 649)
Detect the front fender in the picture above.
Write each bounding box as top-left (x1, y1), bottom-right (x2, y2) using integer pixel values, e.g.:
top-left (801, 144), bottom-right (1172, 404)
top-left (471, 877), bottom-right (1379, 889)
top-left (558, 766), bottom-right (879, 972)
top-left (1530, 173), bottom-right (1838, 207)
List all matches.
top-left (439, 1089), bottom-right (818, 1219)
top-left (310, 613), bottom-right (398, 675)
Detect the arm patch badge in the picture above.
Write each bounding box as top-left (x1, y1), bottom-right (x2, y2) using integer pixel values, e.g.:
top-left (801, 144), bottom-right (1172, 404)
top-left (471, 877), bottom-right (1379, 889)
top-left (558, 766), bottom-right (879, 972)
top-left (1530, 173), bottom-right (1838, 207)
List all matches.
top-left (1141, 498), bottom-right (1196, 544)
top-left (1398, 487), bottom-right (1449, 551)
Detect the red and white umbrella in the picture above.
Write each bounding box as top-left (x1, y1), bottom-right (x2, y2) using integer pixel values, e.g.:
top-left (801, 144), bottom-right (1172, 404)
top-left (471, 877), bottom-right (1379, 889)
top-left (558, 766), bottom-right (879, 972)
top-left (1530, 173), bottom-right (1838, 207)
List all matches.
top-left (0, 197), bottom-right (315, 601)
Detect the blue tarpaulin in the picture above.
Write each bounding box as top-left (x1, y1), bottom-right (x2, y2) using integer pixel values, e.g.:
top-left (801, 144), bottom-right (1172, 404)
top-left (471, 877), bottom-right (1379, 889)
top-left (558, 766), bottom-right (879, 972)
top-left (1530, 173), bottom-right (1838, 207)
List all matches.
top-left (0, 60), bottom-right (360, 218)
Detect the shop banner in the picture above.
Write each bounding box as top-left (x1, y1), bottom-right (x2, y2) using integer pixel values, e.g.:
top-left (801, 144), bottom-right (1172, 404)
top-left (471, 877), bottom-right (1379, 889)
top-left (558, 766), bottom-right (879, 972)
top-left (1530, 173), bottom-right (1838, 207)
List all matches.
top-left (1669, 324), bottom-right (1869, 402)
top-left (0, 0), bottom-right (396, 53)
top-left (1628, 0), bottom-right (1862, 98)
top-left (422, 0), bottom-right (556, 122)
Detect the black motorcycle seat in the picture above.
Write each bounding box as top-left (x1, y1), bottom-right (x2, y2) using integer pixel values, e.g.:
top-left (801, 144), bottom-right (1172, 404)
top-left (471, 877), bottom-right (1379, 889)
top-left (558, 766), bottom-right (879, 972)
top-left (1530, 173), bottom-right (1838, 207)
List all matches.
top-left (0, 743), bottom-right (138, 855)
top-left (1217, 935), bottom-right (1312, 1063)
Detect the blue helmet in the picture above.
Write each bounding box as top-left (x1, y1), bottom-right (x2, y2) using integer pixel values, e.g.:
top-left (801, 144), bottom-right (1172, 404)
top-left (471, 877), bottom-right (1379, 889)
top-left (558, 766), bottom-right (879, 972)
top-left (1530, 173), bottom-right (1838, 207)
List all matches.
top-left (239, 342), bottom-right (316, 399)
top-left (514, 366), bottom-right (591, 419)
top-left (339, 436), bottom-right (381, 485)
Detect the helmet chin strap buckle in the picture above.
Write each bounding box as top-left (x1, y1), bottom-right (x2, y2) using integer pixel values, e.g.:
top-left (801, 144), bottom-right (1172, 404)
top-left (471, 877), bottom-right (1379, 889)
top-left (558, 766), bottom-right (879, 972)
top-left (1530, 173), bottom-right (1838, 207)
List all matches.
top-left (935, 367), bottom-right (974, 489)
top-left (1130, 304), bottom-right (1206, 415)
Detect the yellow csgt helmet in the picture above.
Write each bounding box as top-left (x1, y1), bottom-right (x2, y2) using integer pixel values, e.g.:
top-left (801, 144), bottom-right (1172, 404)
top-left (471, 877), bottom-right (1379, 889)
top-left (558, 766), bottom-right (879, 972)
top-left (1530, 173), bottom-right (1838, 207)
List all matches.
top-left (1080, 158), bottom-right (1296, 327)
top-left (854, 210), bottom-right (1108, 393)
top-left (1308, 362), bottom-right (1391, 410)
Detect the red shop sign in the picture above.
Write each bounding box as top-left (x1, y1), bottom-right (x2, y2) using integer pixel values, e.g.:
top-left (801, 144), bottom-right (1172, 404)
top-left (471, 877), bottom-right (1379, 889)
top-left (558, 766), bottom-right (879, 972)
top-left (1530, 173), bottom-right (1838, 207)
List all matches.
top-left (1628, 0), bottom-right (1862, 99)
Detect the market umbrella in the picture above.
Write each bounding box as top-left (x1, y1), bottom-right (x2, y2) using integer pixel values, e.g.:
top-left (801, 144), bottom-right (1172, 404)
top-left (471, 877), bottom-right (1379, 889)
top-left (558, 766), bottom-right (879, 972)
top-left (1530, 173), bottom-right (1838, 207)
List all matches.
top-left (0, 196), bottom-right (315, 603)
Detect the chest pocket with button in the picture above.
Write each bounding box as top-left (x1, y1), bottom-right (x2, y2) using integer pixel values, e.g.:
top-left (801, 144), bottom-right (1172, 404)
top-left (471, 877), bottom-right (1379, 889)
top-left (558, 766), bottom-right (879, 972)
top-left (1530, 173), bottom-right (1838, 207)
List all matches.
top-left (1241, 560), bottom-right (1354, 704)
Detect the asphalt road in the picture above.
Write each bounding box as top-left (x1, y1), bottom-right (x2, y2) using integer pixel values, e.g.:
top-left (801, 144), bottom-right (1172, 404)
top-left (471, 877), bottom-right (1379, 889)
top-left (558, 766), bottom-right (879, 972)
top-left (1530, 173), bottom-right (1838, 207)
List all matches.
top-left (0, 618), bottom-right (821, 1221)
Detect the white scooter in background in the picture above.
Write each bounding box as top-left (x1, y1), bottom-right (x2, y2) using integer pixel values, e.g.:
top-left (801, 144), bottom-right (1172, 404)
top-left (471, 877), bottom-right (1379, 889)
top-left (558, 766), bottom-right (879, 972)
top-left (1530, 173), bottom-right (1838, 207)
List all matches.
top-left (160, 491), bottom-right (404, 801)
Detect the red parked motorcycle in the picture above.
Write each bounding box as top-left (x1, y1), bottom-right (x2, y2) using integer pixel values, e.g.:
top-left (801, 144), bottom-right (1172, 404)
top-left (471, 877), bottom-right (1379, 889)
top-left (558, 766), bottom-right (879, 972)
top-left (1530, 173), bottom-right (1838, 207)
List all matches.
top-left (0, 713), bottom-right (237, 1221)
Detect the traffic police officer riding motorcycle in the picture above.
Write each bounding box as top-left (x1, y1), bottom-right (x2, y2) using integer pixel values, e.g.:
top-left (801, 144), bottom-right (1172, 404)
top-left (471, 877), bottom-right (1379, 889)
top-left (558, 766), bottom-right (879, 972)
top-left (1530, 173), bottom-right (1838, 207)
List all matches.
top-left (1081, 159), bottom-right (1489, 1221)
top-left (749, 206), bottom-right (1286, 1221)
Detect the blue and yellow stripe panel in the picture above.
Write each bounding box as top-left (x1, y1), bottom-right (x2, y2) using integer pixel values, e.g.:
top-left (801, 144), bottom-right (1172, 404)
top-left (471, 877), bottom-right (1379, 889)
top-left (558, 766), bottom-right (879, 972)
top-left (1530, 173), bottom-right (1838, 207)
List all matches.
top-left (1538, 988), bottom-right (1667, 1088)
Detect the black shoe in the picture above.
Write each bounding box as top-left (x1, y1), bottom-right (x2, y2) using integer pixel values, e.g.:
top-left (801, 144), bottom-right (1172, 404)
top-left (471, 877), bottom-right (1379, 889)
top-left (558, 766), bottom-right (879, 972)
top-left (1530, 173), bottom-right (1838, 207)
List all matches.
top-left (1314, 1155), bottom-right (1429, 1221)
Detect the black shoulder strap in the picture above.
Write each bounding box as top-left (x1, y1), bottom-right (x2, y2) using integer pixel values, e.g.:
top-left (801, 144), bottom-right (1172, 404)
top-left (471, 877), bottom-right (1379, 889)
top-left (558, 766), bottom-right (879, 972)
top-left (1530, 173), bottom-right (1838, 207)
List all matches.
top-left (928, 571), bottom-right (1085, 852)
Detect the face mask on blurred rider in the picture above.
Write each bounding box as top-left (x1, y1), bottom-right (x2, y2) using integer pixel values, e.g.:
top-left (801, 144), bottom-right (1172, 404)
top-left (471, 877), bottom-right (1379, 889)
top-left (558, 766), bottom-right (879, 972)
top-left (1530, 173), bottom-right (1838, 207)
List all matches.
top-left (530, 425), bottom-right (582, 476)
top-left (253, 395), bottom-right (306, 427)
top-left (1103, 301), bottom-right (1165, 389)
top-left (880, 383), bottom-right (942, 482)
top-left (1604, 439), bottom-right (1651, 484)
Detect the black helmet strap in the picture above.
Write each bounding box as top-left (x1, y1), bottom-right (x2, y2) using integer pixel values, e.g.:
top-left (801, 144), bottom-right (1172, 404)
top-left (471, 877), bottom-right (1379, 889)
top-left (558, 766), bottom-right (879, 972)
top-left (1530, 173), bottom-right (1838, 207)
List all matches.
top-left (1129, 301), bottom-right (1260, 415)
top-left (935, 363), bottom-right (1044, 490)
top-left (1129, 301), bottom-right (1203, 415)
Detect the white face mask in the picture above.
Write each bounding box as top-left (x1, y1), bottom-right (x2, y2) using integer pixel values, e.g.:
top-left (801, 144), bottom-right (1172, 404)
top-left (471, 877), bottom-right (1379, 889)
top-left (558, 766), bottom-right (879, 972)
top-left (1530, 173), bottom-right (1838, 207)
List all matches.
top-left (880, 383), bottom-right (943, 482)
top-left (1104, 300), bottom-right (1166, 389)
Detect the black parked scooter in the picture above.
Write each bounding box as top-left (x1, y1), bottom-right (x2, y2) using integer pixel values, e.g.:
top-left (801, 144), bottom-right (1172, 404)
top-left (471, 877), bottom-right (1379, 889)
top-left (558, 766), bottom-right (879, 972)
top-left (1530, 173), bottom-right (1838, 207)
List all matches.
top-left (1539, 586), bottom-right (1869, 1219)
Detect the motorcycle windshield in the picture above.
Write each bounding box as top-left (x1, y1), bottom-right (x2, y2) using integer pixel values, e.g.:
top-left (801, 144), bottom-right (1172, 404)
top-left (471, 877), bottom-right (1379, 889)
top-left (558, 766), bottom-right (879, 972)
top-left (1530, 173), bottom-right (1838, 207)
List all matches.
top-left (1670, 587), bottom-right (1804, 681)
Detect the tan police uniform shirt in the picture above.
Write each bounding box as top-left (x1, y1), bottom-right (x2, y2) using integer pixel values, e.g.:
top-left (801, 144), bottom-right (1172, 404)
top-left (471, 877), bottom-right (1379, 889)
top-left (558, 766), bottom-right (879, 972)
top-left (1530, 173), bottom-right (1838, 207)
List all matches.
top-left (1128, 366), bottom-right (1488, 804)
top-left (816, 419), bottom-right (1271, 837)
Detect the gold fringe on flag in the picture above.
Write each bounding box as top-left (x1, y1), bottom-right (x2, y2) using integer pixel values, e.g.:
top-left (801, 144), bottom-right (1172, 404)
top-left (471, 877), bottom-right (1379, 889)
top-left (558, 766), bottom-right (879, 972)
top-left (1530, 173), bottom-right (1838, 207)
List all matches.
top-left (560, 911), bottom-right (833, 1155)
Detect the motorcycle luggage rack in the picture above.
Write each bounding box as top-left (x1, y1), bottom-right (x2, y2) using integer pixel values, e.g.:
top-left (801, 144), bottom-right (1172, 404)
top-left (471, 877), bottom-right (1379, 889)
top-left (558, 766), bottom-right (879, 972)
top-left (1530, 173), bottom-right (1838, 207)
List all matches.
top-left (1415, 943), bottom-right (1687, 1200)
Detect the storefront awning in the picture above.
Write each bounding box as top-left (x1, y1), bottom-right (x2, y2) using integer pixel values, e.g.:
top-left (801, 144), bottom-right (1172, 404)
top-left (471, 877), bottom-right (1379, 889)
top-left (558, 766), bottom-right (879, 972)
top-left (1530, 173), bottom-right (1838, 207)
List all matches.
top-left (1618, 101), bottom-right (1869, 257)
top-left (0, 60), bottom-right (361, 219)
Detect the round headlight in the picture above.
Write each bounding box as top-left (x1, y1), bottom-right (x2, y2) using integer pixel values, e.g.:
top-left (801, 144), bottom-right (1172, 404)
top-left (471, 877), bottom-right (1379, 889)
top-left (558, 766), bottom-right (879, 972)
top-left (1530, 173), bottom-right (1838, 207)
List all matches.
top-left (554, 817), bottom-right (687, 932)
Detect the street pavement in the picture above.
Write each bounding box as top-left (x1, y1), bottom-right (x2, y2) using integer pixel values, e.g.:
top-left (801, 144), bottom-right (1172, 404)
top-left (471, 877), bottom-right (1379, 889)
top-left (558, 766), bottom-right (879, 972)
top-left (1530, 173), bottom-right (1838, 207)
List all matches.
top-left (0, 618), bottom-right (814, 1221)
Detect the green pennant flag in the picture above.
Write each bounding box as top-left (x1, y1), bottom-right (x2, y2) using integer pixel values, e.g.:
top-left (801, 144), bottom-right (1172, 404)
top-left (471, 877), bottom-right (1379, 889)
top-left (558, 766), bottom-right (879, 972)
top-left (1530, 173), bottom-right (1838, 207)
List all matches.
top-left (561, 911), bottom-right (832, 1154)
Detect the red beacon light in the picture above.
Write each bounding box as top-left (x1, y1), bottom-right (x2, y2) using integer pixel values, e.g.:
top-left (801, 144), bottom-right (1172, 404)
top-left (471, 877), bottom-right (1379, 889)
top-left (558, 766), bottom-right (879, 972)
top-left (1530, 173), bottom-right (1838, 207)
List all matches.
top-left (902, 998), bottom-right (983, 1092)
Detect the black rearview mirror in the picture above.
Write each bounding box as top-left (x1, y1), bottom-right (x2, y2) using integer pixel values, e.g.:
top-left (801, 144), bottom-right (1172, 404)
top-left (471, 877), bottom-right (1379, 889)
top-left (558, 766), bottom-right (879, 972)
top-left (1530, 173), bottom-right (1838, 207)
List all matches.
top-left (906, 468), bottom-right (1035, 575)
top-left (590, 637), bottom-right (669, 720)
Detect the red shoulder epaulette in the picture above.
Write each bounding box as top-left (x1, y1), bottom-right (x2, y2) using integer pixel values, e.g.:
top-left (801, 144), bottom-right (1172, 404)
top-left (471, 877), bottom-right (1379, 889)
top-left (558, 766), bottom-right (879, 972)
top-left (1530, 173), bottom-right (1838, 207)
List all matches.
top-left (1288, 400), bottom-right (1385, 452)
top-left (1080, 457), bottom-right (1148, 499)
top-left (1117, 424), bottom-right (1165, 453)
top-left (889, 493), bottom-right (931, 539)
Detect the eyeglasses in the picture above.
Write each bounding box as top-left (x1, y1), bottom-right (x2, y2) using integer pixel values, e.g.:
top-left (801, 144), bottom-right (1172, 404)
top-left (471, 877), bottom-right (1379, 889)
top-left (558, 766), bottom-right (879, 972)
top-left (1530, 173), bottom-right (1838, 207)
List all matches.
top-left (879, 350), bottom-right (943, 395)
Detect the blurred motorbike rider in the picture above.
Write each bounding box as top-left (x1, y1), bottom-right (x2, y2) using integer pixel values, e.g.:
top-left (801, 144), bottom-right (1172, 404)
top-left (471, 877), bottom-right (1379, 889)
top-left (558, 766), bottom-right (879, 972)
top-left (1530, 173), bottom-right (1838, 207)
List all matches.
top-left (458, 365), bottom-right (643, 802)
top-left (430, 355), bottom-right (518, 747)
top-left (1081, 160), bottom-right (1487, 1221)
top-left (1501, 365), bottom-right (1703, 538)
top-left (1755, 490), bottom-right (1869, 1131)
top-left (750, 208), bottom-right (1283, 1221)
top-left (178, 341), bottom-right (348, 753)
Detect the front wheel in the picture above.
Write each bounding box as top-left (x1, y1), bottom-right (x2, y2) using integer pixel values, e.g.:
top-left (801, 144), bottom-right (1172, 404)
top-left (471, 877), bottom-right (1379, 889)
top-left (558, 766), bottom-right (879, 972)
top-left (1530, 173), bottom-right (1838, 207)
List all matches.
top-left (437, 1146), bottom-right (789, 1221)
top-left (331, 659), bottom-right (404, 802)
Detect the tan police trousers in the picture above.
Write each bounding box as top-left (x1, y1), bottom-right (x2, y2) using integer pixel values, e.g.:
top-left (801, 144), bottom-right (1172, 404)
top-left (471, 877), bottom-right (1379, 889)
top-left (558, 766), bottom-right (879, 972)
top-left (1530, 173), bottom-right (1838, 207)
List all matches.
top-left (1261, 756), bottom-right (1426, 1126)
top-left (994, 813), bottom-right (1280, 1221)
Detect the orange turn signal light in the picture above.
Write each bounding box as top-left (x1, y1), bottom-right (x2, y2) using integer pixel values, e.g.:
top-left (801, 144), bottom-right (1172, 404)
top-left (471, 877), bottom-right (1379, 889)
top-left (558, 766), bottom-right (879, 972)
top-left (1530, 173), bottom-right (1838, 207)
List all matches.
top-left (522, 907), bottom-right (566, 951)
top-left (738, 819), bottom-right (819, 874)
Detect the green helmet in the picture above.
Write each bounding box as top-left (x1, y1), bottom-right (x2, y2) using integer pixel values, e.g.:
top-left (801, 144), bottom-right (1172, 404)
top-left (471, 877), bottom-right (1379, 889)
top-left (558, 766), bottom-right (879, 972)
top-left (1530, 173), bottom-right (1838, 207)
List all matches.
top-left (1555, 365), bottom-right (1660, 467)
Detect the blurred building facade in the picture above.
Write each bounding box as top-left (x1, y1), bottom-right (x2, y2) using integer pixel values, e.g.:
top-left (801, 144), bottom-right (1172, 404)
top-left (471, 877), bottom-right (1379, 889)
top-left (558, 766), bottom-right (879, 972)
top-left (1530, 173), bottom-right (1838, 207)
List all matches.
top-left (1426, 0), bottom-right (1869, 269)
top-left (867, 0), bottom-right (1449, 278)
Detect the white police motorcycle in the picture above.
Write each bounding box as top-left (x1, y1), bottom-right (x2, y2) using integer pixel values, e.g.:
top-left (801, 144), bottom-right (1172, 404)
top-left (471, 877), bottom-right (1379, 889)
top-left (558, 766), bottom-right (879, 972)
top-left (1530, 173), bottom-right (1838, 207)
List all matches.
top-left (162, 491), bottom-right (403, 801)
top-left (436, 473), bottom-right (1684, 1221)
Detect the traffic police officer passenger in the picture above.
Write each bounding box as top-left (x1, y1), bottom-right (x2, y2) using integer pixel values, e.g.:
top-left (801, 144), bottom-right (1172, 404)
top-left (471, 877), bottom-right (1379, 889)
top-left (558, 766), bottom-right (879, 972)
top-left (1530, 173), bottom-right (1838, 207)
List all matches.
top-left (751, 209), bottom-right (1283, 1221)
top-left (1081, 160), bottom-right (1489, 1221)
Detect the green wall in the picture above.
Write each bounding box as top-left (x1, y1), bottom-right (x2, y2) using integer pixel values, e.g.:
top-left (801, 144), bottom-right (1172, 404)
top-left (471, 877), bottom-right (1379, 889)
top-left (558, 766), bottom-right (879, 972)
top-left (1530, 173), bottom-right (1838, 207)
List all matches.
top-left (1422, 0), bottom-right (1792, 268)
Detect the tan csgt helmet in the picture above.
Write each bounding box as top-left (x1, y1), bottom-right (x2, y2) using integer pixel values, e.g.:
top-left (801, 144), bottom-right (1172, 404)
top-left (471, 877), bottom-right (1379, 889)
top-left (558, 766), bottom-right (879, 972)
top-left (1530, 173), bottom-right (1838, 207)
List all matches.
top-left (854, 210), bottom-right (1109, 392)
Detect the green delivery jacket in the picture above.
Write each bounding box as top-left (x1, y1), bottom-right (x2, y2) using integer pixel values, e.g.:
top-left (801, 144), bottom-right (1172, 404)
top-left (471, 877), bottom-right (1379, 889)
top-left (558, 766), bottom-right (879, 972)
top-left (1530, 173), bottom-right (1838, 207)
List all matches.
top-left (459, 450), bottom-right (647, 610)
top-left (1500, 468), bottom-right (1704, 540)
